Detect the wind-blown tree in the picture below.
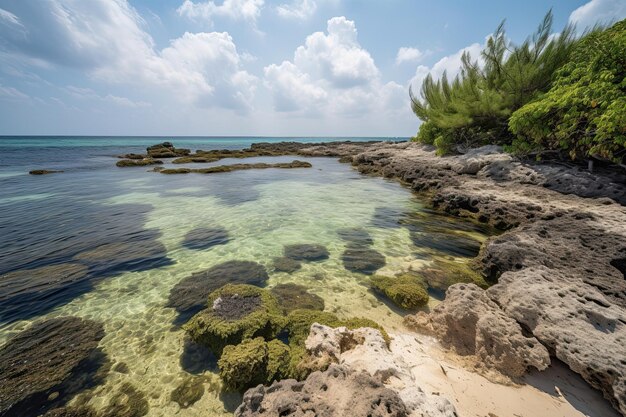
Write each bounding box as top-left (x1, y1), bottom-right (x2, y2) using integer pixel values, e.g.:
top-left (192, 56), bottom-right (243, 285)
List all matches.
top-left (509, 19), bottom-right (626, 163)
top-left (411, 11), bottom-right (576, 155)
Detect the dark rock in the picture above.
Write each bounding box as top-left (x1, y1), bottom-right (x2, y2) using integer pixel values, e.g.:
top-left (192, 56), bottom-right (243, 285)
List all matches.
top-left (118, 153), bottom-right (145, 160)
top-left (182, 227), bottom-right (230, 250)
top-left (235, 365), bottom-right (409, 417)
top-left (170, 377), bottom-right (204, 409)
top-left (29, 170), bottom-right (64, 175)
top-left (341, 245), bottom-right (386, 275)
top-left (284, 244), bottom-right (329, 261)
top-left (167, 261), bottom-right (269, 320)
top-left (180, 337), bottom-right (217, 374)
top-left (0, 317), bottom-right (107, 417)
top-left (271, 283), bottom-right (325, 313)
top-left (41, 406), bottom-right (99, 417)
top-left (146, 142), bottom-right (190, 158)
top-left (73, 240), bottom-right (172, 276)
top-left (157, 161), bottom-right (312, 174)
top-left (116, 158), bottom-right (163, 167)
top-left (272, 257), bottom-right (302, 273)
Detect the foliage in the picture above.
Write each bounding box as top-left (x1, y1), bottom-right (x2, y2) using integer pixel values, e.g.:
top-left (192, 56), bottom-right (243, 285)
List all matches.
top-left (509, 19), bottom-right (626, 162)
top-left (410, 11), bottom-right (576, 154)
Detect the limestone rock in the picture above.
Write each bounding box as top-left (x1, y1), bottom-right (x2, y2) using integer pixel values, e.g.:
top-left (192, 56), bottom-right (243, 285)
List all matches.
top-left (408, 283), bottom-right (550, 378)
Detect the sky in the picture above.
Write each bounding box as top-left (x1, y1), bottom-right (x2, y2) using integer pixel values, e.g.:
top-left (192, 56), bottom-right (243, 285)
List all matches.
top-left (0, 0), bottom-right (624, 137)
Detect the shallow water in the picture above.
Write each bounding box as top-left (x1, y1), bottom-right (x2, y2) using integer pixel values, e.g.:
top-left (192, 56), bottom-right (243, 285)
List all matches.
top-left (0, 137), bottom-right (491, 416)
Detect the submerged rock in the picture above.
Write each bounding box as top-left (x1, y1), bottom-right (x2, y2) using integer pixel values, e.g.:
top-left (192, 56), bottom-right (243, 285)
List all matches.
top-left (157, 160), bottom-right (312, 174)
top-left (184, 284), bottom-right (285, 356)
top-left (182, 227), bottom-right (230, 250)
top-left (272, 256), bottom-right (302, 273)
top-left (73, 240), bottom-right (171, 276)
top-left (0, 317), bottom-right (107, 416)
top-left (284, 244), bottom-right (329, 261)
top-left (341, 245), bottom-right (386, 275)
top-left (370, 274), bottom-right (429, 310)
top-left (271, 283), bottom-right (325, 313)
top-left (419, 259), bottom-right (488, 292)
top-left (235, 365), bottom-right (410, 417)
top-left (167, 260), bottom-right (269, 320)
top-left (146, 142), bottom-right (190, 158)
top-left (116, 158), bottom-right (163, 167)
top-left (29, 169), bottom-right (64, 175)
top-left (337, 227), bottom-right (374, 246)
top-left (41, 406), bottom-right (99, 417)
top-left (170, 376), bottom-right (205, 409)
top-left (405, 283), bottom-right (550, 378)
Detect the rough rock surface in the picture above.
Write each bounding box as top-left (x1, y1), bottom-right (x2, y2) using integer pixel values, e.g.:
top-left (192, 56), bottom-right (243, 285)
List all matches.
top-left (407, 283), bottom-right (550, 377)
top-left (0, 317), bottom-right (107, 416)
top-left (235, 365), bottom-right (410, 417)
top-left (286, 140), bottom-right (626, 415)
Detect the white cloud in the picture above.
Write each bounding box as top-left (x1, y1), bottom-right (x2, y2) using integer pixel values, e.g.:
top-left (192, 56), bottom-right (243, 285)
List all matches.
top-left (0, 0), bottom-right (257, 112)
top-left (569, 0), bottom-right (626, 31)
top-left (177, 0), bottom-right (264, 24)
top-left (409, 42), bottom-right (482, 93)
top-left (277, 0), bottom-right (317, 20)
top-left (264, 16), bottom-right (407, 117)
top-left (65, 86), bottom-right (150, 108)
top-left (395, 47), bottom-right (424, 65)
top-left (0, 7), bottom-right (22, 27)
top-left (0, 84), bottom-right (29, 100)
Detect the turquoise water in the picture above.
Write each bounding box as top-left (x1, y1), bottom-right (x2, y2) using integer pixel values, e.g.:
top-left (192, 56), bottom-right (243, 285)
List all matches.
top-left (0, 137), bottom-right (488, 416)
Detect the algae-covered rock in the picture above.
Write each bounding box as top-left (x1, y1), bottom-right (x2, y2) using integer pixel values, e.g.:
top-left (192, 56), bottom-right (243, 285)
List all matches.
top-left (167, 260), bottom-right (269, 319)
top-left (170, 376), bottom-right (205, 409)
top-left (284, 244), bottom-right (329, 261)
top-left (370, 274), bottom-right (429, 310)
top-left (29, 169), bottom-right (64, 175)
top-left (42, 406), bottom-right (99, 417)
top-left (341, 245), bottom-right (386, 275)
top-left (0, 317), bottom-right (107, 416)
top-left (337, 228), bottom-right (373, 246)
top-left (146, 142), bottom-right (190, 158)
top-left (116, 158), bottom-right (163, 167)
top-left (184, 284), bottom-right (285, 356)
top-left (182, 227), bottom-right (230, 250)
top-left (218, 337), bottom-right (269, 391)
top-left (102, 382), bottom-right (149, 417)
top-left (420, 259), bottom-right (488, 291)
top-left (272, 257), bottom-right (302, 273)
top-left (266, 339), bottom-right (290, 382)
top-left (73, 240), bottom-right (171, 276)
top-left (271, 283), bottom-right (324, 313)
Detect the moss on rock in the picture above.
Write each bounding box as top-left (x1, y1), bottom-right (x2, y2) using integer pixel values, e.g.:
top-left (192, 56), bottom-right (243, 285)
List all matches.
top-left (370, 274), bottom-right (429, 310)
top-left (183, 284), bottom-right (286, 356)
top-left (421, 259), bottom-right (488, 291)
top-left (218, 337), bottom-right (269, 391)
top-left (266, 339), bottom-right (290, 382)
top-left (271, 283), bottom-right (325, 313)
top-left (116, 158), bottom-right (163, 167)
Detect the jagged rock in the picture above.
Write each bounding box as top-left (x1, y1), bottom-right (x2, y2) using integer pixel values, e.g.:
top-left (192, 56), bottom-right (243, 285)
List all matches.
top-left (182, 227), bottom-right (230, 250)
top-left (405, 283), bottom-right (550, 378)
top-left (235, 365), bottom-right (410, 417)
top-left (0, 317), bottom-right (107, 416)
top-left (284, 244), bottom-right (329, 261)
top-left (271, 283), bottom-right (325, 313)
top-left (167, 260), bottom-right (269, 319)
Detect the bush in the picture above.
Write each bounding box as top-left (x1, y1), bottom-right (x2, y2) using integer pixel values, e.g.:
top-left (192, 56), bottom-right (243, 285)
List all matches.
top-left (509, 19), bottom-right (626, 162)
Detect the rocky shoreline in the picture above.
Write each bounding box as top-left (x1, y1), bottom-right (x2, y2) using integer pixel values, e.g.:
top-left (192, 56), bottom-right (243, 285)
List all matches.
top-left (291, 140), bottom-right (626, 416)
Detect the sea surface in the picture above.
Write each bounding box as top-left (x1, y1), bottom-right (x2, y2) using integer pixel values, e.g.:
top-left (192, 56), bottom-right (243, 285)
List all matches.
top-left (0, 136), bottom-right (491, 416)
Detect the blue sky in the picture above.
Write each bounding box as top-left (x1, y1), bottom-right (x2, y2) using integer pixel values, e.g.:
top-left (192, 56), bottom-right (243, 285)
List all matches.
top-left (0, 0), bottom-right (624, 136)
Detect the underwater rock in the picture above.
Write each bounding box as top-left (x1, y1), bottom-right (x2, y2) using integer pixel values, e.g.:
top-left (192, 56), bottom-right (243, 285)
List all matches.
top-left (167, 260), bottom-right (269, 320)
top-left (337, 227), bottom-right (374, 246)
top-left (409, 230), bottom-right (482, 258)
top-left (73, 240), bottom-right (171, 276)
top-left (180, 337), bottom-right (217, 374)
top-left (405, 283), bottom-right (550, 378)
top-left (0, 317), bottom-right (107, 417)
top-left (341, 245), bottom-right (386, 275)
top-left (284, 244), bottom-right (329, 261)
top-left (146, 142), bottom-right (190, 158)
top-left (272, 257), bottom-right (302, 273)
top-left (182, 227), bottom-right (230, 250)
top-left (157, 161), bottom-right (312, 174)
top-left (102, 382), bottom-right (149, 417)
top-left (271, 283), bottom-right (325, 313)
top-left (170, 376), bottom-right (205, 409)
top-left (218, 337), bottom-right (270, 391)
top-left (370, 274), bottom-right (429, 310)
top-left (0, 263), bottom-right (90, 314)
top-left (116, 158), bottom-right (163, 167)
top-left (184, 284), bottom-right (285, 356)
top-left (29, 169), bottom-right (64, 175)
top-left (235, 365), bottom-right (410, 417)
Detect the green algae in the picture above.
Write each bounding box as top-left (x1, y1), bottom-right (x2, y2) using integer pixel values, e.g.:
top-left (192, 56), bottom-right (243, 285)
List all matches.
top-left (370, 274), bottom-right (430, 310)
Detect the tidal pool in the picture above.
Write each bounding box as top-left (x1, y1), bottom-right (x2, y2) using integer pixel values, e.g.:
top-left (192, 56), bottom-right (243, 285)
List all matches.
top-left (0, 146), bottom-right (492, 416)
